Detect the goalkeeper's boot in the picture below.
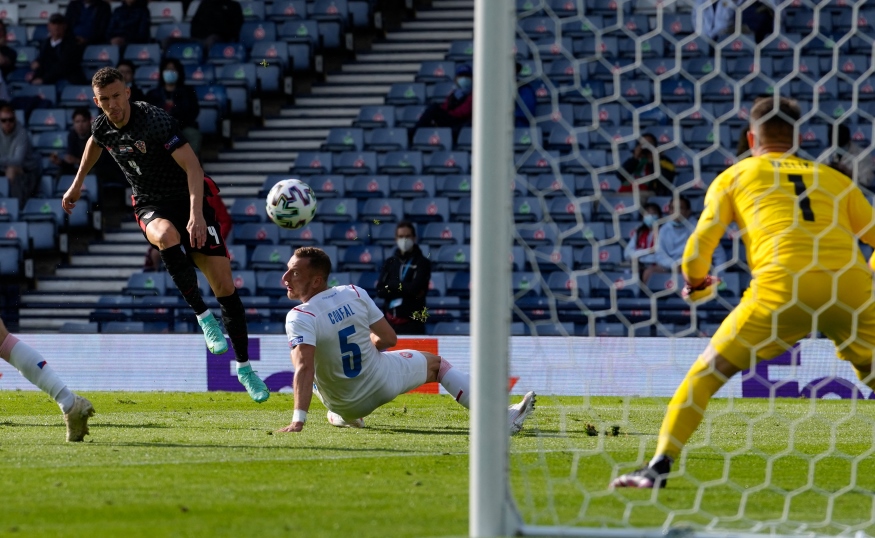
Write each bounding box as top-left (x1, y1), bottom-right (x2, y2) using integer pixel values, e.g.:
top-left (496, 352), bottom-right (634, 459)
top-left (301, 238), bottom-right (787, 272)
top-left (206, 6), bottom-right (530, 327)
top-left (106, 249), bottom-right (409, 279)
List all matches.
top-left (198, 312), bottom-right (228, 355)
top-left (508, 391), bottom-right (536, 435)
top-left (610, 456), bottom-right (672, 489)
top-left (327, 411), bottom-right (365, 428)
top-left (64, 395), bottom-right (95, 442)
top-left (237, 364), bottom-right (270, 403)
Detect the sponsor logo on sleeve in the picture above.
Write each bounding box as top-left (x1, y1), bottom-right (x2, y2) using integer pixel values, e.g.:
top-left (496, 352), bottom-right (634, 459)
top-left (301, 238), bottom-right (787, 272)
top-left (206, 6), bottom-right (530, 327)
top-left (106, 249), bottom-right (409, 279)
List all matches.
top-left (164, 135), bottom-right (180, 150)
top-left (289, 335), bottom-right (304, 347)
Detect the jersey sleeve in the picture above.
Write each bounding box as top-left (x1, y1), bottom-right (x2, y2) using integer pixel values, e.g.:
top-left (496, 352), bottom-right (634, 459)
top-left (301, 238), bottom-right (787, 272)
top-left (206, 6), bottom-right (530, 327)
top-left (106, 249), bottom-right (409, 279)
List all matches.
top-left (846, 184), bottom-right (875, 249)
top-left (150, 107), bottom-right (188, 153)
top-left (683, 169), bottom-right (735, 282)
top-left (91, 118), bottom-right (107, 148)
top-left (285, 308), bottom-right (317, 348)
top-left (357, 287), bottom-right (384, 325)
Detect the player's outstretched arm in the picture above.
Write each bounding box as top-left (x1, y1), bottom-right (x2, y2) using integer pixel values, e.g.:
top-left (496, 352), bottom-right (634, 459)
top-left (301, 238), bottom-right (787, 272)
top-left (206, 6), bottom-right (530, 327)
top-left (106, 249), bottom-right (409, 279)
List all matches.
top-left (62, 136), bottom-right (103, 215)
top-left (370, 317), bottom-right (397, 351)
top-left (277, 344), bottom-right (316, 433)
top-left (171, 144), bottom-right (208, 249)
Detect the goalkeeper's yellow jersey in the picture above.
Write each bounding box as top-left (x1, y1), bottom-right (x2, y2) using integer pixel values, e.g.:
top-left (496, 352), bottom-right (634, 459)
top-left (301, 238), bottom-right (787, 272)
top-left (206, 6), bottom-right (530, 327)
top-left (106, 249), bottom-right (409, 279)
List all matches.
top-left (683, 152), bottom-right (875, 281)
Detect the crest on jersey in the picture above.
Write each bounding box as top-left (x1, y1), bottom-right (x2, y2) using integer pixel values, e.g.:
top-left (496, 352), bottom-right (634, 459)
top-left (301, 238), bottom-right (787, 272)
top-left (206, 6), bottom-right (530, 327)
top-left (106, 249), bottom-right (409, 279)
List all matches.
top-left (143, 211), bottom-right (154, 219)
top-left (135, 140), bottom-right (147, 153)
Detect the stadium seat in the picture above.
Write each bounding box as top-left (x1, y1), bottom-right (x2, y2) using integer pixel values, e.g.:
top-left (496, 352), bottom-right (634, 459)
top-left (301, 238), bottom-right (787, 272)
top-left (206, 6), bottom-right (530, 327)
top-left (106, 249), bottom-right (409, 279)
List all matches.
top-left (89, 295), bottom-right (134, 323)
top-left (82, 44), bottom-right (120, 68)
top-left (390, 175), bottom-right (436, 198)
top-left (217, 62), bottom-right (258, 91)
top-left (27, 109), bottom-right (67, 132)
top-left (396, 105), bottom-right (426, 128)
top-left (327, 221), bottom-right (371, 246)
top-left (166, 42), bottom-right (204, 65)
top-left (250, 244), bottom-right (293, 271)
top-left (208, 42), bottom-right (248, 65)
top-left (415, 61), bottom-right (456, 83)
top-left (433, 245), bottom-right (470, 271)
top-left (360, 198), bottom-right (404, 223)
top-left (423, 151), bottom-right (469, 174)
top-left (345, 175), bottom-right (389, 198)
top-left (333, 151), bottom-right (377, 175)
top-left (19, 2), bottom-right (58, 26)
top-left (516, 150), bottom-right (559, 175)
top-left (250, 41), bottom-right (290, 70)
top-left (194, 84), bottom-right (228, 113)
top-left (317, 198), bottom-right (358, 222)
top-left (353, 105), bottom-right (396, 129)
top-left (226, 270), bottom-right (257, 296)
top-left (546, 271), bottom-right (591, 299)
top-left (227, 244), bottom-right (248, 269)
top-left (405, 197), bottom-right (450, 223)
top-left (377, 151), bottom-right (423, 175)
top-left (0, 198), bottom-right (19, 222)
top-left (575, 244), bottom-right (624, 271)
top-left (231, 223), bottom-right (280, 245)
top-left (279, 221), bottom-right (325, 246)
top-left (124, 43), bottom-right (162, 65)
top-left (290, 151), bottom-right (333, 175)
top-left (278, 19), bottom-right (320, 49)
top-left (102, 321), bottom-right (147, 334)
top-left (255, 270), bottom-right (288, 298)
top-left (421, 222), bottom-right (464, 246)
top-left (321, 127), bottom-right (364, 152)
top-left (368, 222), bottom-right (396, 246)
top-left (154, 22), bottom-right (191, 42)
top-left (124, 272), bottom-right (167, 296)
top-left (339, 245), bottom-right (383, 272)
top-left (386, 82), bottom-right (426, 106)
top-left (364, 128), bottom-right (408, 152)
top-left (229, 197), bottom-right (267, 224)
top-left (430, 322), bottom-right (469, 335)
top-left (527, 245), bottom-right (574, 272)
top-left (187, 64), bottom-right (216, 87)
top-left (411, 128), bottom-right (453, 152)
top-left (304, 175), bottom-right (345, 198)
top-left (55, 175), bottom-right (98, 205)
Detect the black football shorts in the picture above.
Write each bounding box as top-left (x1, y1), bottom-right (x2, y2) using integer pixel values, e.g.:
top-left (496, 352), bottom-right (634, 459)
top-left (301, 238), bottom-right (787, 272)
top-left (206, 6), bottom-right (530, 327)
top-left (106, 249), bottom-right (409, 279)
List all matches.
top-left (134, 186), bottom-right (228, 258)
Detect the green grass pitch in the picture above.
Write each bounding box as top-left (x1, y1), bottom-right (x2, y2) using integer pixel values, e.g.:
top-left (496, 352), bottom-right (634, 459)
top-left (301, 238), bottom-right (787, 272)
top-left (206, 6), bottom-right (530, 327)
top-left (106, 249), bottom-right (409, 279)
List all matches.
top-left (1, 391), bottom-right (874, 537)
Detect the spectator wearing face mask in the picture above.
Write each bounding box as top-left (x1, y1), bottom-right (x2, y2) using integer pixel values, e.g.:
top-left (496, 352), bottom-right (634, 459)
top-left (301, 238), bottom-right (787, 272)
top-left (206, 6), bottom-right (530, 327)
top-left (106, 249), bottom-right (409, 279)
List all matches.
top-left (376, 221), bottom-right (432, 335)
top-left (413, 63), bottom-right (473, 135)
top-left (145, 58), bottom-right (201, 157)
top-left (625, 202), bottom-right (662, 279)
top-left (644, 196), bottom-right (726, 283)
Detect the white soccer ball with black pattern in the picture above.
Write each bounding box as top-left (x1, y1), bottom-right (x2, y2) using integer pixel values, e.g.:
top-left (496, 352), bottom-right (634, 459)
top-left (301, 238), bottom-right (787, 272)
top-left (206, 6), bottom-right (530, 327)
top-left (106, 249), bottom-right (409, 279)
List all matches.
top-left (265, 178), bottom-right (317, 229)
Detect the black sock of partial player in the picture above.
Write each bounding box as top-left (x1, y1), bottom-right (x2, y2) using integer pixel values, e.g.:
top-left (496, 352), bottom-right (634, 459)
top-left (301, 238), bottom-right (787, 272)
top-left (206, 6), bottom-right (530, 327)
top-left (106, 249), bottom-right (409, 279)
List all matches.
top-left (159, 245), bottom-right (208, 315)
top-left (217, 291), bottom-right (249, 362)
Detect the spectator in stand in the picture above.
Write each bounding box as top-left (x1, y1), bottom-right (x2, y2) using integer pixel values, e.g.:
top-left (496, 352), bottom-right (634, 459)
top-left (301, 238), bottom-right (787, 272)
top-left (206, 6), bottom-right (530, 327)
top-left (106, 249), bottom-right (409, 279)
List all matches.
top-left (116, 60), bottom-right (146, 102)
top-left (376, 221), bottom-right (432, 335)
top-left (0, 104), bottom-right (42, 208)
top-left (514, 62), bottom-right (537, 128)
top-left (643, 196), bottom-right (726, 284)
top-left (190, 0), bottom-right (244, 51)
top-left (0, 22), bottom-right (18, 81)
top-left (828, 123), bottom-right (875, 188)
top-left (145, 58), bottom-right (202, 157)
top-left (106, 0), bottom-right (151, 48)
top-left (624, 202), bottom-right (662, 279)
top-left (30, 14), bottom-right (86, 86)
top-left (619, 134), bottom-right (677, 196)
top-left (49, 106), bottom-right (92, 176)
top-left (694, 0), bottom-right (774, 44)
top-left (65, 0), bottom-right (112, 47)
top-left (414, 63), bottom-right (473, 135)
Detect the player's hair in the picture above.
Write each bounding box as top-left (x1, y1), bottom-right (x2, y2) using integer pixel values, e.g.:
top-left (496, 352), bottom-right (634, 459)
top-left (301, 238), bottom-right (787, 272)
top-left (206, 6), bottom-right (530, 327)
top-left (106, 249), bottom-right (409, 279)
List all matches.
top-left (71, 106), bottom-right (91, 121)
top-left (749, 96), bottom-right (801, 144)
top-left (294, 247), bottom-right (332, 279)
top-left (395, 220), bottom-right (416, 238)
top-left (92, 67), bottom-right (124, 89)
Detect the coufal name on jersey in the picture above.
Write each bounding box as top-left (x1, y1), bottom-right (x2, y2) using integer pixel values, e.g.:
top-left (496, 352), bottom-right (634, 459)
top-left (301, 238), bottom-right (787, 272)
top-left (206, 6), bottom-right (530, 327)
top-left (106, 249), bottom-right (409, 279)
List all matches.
top-left (327, 303), bottom-right (356, 325)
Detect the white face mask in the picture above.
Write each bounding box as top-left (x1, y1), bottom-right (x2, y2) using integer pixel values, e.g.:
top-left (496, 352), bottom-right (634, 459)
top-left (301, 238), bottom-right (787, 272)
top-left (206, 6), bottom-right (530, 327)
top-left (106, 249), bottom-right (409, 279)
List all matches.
top-left (396, 238), bottom-right (413, 253)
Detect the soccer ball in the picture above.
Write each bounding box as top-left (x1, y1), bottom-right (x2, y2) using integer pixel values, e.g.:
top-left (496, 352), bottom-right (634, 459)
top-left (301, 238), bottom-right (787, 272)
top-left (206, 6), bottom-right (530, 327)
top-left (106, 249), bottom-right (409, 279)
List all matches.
top-left (265, 178), bottom-right (317, 229)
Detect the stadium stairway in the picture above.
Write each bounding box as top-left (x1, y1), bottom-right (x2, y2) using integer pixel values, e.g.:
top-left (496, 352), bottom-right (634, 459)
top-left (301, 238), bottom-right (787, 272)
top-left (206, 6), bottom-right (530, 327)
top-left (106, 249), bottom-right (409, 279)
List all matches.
top-left (17, 0), bottom-right (474, 332)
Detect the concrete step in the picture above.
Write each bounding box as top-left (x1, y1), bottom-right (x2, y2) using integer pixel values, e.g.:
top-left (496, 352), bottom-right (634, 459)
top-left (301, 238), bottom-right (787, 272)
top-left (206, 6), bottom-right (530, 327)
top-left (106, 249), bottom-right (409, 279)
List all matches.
top-left (218, 151), bottom-right (297, 161)
top-left (19, 318), bottom-right (89, 331)
top-left (328, 73), bottom-right (414, 84)
top-left (263, 117), bottom-right (353, 128)
top-left (386, 30), bottom-right (472, 41)
top-left (245, 128), bottom-right (330, 140)
top-left (278, 108), bottom-right (359, 117)
top-left (206, 161), bottom-right (292, 174)
top-left (310, 85), bottom-right (391, 96)
top-left (21, 308), bottom-right (92, 318)
top-left (210, 174), bottom-right (269, 186)
top-left (37, 279), bottom-right (127, 293)
top-left (356, 52), bottom-right (445, 63)
top-left (118, 221), bottom-right (140, 231)
top-left (403, 21), bottom-right (473, 30)
top-left (233, 139), bottom-right (322, 151)
top-left (69, 255), bottom-right (144, 266)
top-left (22, 293), bottom-right (102, 304)
top-left (415, 9), bottom-right (473, 20)
top-left (370, 42), bottom-right (449, 53)
top-left (89, 244), bottom-right (149, 254)
top-left (56, 267), bottom-right (141, 278)
top-left (293, 96), bottom-right (384, 106)
top-left (340, 63), bottom-right (421, 73)
top-left (102, 232), bottom-right (146, 242)
top-left (431, 0), bottom-right (474, 7)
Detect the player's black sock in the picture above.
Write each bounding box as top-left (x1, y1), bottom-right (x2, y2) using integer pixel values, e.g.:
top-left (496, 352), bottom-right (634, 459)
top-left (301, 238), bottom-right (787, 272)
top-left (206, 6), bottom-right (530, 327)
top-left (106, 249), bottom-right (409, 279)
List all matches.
top-left (217, 291), bottom-right (249, 363)
top-left (159, 245), bottom-right (208, 315)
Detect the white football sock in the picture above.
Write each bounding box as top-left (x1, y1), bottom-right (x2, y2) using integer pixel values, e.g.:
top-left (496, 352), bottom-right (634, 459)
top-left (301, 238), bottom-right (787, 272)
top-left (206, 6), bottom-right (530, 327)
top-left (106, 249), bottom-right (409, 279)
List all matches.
top-left (437, 358), bottom-right (471, 409)
top-left (236, 360), bottom-right (250, 370)
top-left (1, 334), bottom-right (76, 413)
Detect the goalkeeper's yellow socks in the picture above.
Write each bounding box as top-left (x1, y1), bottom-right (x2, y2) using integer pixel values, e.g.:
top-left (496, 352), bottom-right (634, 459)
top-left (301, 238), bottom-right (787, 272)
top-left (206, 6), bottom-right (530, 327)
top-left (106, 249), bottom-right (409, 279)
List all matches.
top-left (655, 356), bottom-right (728, 460)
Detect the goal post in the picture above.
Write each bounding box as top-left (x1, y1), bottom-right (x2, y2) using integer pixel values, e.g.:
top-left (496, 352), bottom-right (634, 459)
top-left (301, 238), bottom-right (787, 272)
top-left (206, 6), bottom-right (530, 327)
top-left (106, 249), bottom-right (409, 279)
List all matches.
top-left (470, 0), bottom-right (517, 536)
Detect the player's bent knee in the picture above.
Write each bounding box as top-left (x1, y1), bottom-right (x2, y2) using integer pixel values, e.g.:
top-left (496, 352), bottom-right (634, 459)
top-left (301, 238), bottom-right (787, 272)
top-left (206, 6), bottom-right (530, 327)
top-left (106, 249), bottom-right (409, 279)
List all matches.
top-left (422, 352), bottom-right (442, 383)
top-left (146, 219), bottom-right (181, 249)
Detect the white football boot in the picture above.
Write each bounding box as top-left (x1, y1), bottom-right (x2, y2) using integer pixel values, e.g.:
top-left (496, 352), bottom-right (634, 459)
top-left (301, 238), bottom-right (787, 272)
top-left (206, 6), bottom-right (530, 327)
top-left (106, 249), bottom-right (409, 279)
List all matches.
top-left (508, 391), bottom-right (536, 435)
top-left (327, 410), bottom-right (365, 428)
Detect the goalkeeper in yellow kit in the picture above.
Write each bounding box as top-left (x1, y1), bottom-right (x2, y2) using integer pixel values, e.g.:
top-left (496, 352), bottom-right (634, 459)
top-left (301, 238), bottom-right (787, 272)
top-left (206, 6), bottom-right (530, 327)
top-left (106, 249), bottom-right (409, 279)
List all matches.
top-left (612, 96), bottom-right (875, 488)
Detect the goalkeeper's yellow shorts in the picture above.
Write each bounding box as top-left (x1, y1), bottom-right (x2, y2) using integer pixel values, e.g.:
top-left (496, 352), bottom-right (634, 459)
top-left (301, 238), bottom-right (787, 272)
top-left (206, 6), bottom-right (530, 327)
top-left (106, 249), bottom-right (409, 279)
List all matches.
top-left (712, 268), bottom-right (875, 371)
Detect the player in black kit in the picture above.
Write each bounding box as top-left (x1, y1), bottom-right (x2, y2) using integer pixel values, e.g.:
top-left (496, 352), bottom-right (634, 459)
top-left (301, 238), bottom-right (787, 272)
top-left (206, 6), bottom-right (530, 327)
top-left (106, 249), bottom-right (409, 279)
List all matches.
top-left (61, 67), bottom-right (269, 403)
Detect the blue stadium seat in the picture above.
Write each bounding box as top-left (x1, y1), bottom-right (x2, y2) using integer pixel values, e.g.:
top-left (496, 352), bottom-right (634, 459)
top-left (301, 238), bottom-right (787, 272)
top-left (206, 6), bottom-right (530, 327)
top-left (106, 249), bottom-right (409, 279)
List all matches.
top-left (268, 0), bottom-right (306, 21)
top-left (397, 105), bottom-right (426, 128)
top-left (421, 222), bottom-right (464, 246)
top-left (390, 175), bottom-right (436, 198)
top-left (58, 85), bottom-right (93, 108)
top-left (82, 44), bottom-right (119, 67)
top-left (28, 108), bottom-right (67, 132)
top-left (517, 221), bottom-right (559, 247)
top-left (311, 0), bottom-right (349, 31)
top-left (305, 175), bottom-right (345, 197)
top-left (90, 295), bottom-right (134, 323)
top-left (425, 81), bottom-right (456, 105)
top-left (187, 64), bottom-right (216, 86)
top-left (378, 151), bottom-right (423, 175)
top-left (339, 245), bottom-right (383, 272)
top-left (124, 272), bottom-right (167, 296)
top-left (519, 16), bottom-right (556, 39)
top-left (684, 125), bottom-right (732, 150)
top-left (123, 43), bottom-right (162, 65)
top-left (240, 21), bottom-right (277, 49)
top-left (197, 108), bottom-right (219, 135)
top-left (415, 61), bottom-right (456, 83)
top-left (345, 175), bottom-right (389, 198)
top-left (250, 244), bottom-right (293, 271)
top-left (239, 0), bottom-right (266, 20)
top-left (166, 42), bottom-right (203, 65)
top-left (445, 39), bottom-right (474, 61)
top-left (154, 22), bottom-right (191, 41)
top-left (535, 37), bottom-right (574, 61)
top-left (231, 223), bottom-right (280, 245)
top-left (353, 105), bottom-right (395, 129)
top-left (279, 221), bottom-right (325, 246)
top-left (433, 245), bottom-right (470, 271)
top-left (321, 127), bottom-right (364, 152)
top-left (227, 244), bottom-right (248, 269)
top-left (546, 196), bottom-right (591, 223)
top-left (528, 245), bottom-right (574, 272)
top-left (54, 175), bottom-right (98, 205)
top-left (516, 150), bottom-right (559, 175)
top-left (194, 84), bottom-right (228, 113)
top-left (327, 221), bottom-right (371, 246)
top-left (595, 193), bottom-right (638, 222)
top-left (364, 128), bottom-right (408, 152)
top-left (208, 42), bottom-right (248, 65)
top-left (405, 197), bottom-right (450, 223)
top-left (512, 196), bottom-right (543, 223)
top-left (385, 82), bottom-right (426, 106)
top-left (278, 20), bottom-right (320, 49)
top-left (4, 25), bottom-right (25, 46)
top-left (291, 151), bottom-right (332, 175)
top-left (256, 270), bottom-right (288, 298)
top-left (326, 270), bottom-right (352, 287)
top-left (369, 222), bottom-right (396, 246)
top-left (102, 321), bottom-right (147, 334)
top-left (348, 0), bottom-right (371, 28)
top-left (430, 322), bottom-right (469, 335)
top-left (660, 78), bottom-right (694, 103)
top-left (351, 270), bottom-right (380, 293)
top-left (230, 197), bottom-right (266, 223)
top-left (436, 175), bottom-right (471, 198)
top-left (449, 197), bottom-right (471, 222)
top-left (217, 62), bottom-right (258, 91)
top-left (333, 151), bottom-right (377, 175)
top-left (0, 198), bottom-right (18, 222)
top-left (423, 151), bottom-right (469, 174)
top-left (547, 271), bottom-right (590, 298)
top-left (411, 127), bottom-right (453, 152)
top-left (224, 270), bottom-right (257, 296)
top-left (317, 198), bottom-right (358, 222)
top-left (360, 198), bottom-right (404, 223)
top-left (250, 41), bottom-right (289, 70)
top-left (0, 178), bottom-right (7, 198)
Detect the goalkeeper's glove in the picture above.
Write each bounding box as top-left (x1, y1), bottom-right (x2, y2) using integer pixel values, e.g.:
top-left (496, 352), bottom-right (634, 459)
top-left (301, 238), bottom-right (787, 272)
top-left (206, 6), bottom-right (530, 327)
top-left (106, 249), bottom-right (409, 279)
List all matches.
top-left (681, 275), bottom-right (721, 304)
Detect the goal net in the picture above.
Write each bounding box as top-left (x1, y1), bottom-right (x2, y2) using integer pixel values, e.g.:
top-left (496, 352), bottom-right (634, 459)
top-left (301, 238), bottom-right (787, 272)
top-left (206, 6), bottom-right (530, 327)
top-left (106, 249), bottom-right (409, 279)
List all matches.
top-left (474, 0), bottom-right (875, 536)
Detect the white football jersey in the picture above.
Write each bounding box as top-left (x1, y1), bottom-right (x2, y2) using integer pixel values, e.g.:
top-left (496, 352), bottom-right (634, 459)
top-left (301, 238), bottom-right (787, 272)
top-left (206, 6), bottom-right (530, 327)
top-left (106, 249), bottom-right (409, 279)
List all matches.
top-left (285, 285), bottom-right (387, 410)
